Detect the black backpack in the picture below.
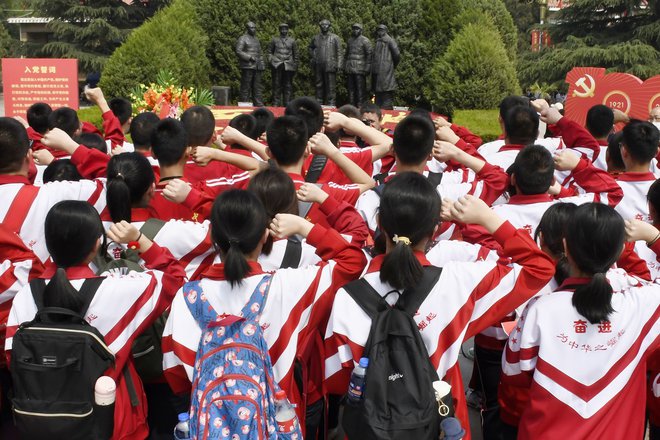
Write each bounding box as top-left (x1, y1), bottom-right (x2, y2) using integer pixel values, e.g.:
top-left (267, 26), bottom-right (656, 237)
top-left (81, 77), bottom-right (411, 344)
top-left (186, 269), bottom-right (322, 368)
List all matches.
top-left (11, 278), bottom-right (115, 440)
top-left (341, 266), bottom-right (443, 440)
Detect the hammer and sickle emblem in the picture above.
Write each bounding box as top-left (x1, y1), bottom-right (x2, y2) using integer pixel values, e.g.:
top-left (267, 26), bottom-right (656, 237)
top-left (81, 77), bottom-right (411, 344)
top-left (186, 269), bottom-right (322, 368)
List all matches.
top-left (572, 74), bottom-right (596, 98)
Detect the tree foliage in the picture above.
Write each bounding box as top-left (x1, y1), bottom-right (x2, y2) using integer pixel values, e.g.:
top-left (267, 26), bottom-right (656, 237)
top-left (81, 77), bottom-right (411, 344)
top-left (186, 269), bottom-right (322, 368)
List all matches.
top-left (455, 0), bottom-right (518, 60)
top-left (425, 21), bottom-right (520, 114)
top-left (29, 0), bottom-right (169, 72)
top-left (100, 0), bottom-right (210, 99)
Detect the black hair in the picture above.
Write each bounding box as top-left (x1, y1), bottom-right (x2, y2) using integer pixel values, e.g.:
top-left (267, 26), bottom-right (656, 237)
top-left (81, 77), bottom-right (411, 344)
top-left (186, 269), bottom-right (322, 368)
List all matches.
top-left (622, 120), bottom-right (660, 165)
top-left (252, 107), bottom-right (275, 139)
top-left (43, 159), bottom-right (82, 183)
top-left (210, 190), bottom-right (269, 287)
top-left (378, 172), bottom-right (441, 290)
top-left (43, 201), bottom-right (104, 313)
top-left (408, 108), bottom-right (434, 122)
top-left (499, 96), bottom-right (530, 120)
top-left (606, 131), bottom-right (625, 172)
top-left (76, 133), bottom-right (106, 153)
top-left (48, 107), bottom-right (80, 137)
top-left (511, 145), bottom-right (554, 195)
top-left (566, 203), bottom-right (624, 324)
top-left (247, 165), bottom-right (298, 255)
top-left (586, 105), bottom-right (614, 139)
top-left (0, 117), bottom-right (30, 173)
top-left (130, 112), bottom-right (160, 151)
top-left (360, 103), bottom-right (382, 120)
top-left (285, 97), bottom-right (324, 139)
top-left (181, 105), bottom-right (216, 147)
top-left (504, 106), bottom-right (539, 145)
top-left (534, 202), bottom-right (578, 285)
top-left (266, 116), bottom-right (308, 166)
top-left (325, 130), bottom-right (340, 147)
top-left (337, 104), bottom-right (361, 120)
top-left (106, 152), bottom-right (155, 223)
top-left (229, 113), bottom-right (258, 140)
top-left (647, 178), bottom-right (660, 221)
top-left (151, 118), bottom-right (188, 167)
top-left (26, 102), bottom-right (52, 134)
top-left (392, 115), bottom-right (435, 166)
top-left (108, 97), bottom-right (133, 126)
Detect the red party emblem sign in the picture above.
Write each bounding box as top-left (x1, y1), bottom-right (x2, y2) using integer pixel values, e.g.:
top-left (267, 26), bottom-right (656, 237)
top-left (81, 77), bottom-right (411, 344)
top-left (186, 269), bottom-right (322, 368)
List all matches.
top-left (564, 67), bottom-right (660, 128)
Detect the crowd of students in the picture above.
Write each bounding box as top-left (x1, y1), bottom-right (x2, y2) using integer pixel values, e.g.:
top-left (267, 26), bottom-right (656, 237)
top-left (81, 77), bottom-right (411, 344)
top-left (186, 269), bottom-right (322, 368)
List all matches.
top-left (0, 86), bottom-right (658, 440)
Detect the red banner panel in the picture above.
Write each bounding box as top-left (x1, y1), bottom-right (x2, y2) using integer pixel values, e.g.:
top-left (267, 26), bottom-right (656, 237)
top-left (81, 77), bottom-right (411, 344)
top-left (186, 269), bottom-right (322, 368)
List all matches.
top-left (2, 58), bottom-right (79, 118)
top-left (564, 67), bottom-right (660, 128)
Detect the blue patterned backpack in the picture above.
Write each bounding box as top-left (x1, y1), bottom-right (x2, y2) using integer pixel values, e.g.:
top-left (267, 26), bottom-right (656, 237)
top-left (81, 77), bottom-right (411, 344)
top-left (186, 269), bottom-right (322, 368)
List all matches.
top-left (184, 275), bottom-right (303, 439)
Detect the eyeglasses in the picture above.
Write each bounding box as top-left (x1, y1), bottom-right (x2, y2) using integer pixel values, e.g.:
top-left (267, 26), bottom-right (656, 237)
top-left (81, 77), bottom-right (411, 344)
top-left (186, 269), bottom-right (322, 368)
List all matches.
top-left (362, 119), bottom-right (377, 126)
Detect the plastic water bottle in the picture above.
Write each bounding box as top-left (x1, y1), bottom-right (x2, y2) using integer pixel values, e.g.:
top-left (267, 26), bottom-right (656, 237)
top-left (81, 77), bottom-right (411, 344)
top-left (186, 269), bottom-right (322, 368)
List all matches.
top-left (274, 390), bottom-right (297, 433)
top-left (174, 412), bottom-right (190, 439)
top-left (94, 376), bottom-right (116, 440)
top-left (347, 357), bottom-right (369, 403)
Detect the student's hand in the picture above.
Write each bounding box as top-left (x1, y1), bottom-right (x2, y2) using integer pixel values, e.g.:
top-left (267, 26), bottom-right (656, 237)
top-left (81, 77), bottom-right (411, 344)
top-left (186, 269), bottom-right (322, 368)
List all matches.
top-left (435, 126), bottom-right (460, 144)
top-left (432, 140), bottom-right (460, 163)
top-left (84, 87), bottom-right (106, 106)
top-left (433, 116), bottom-right (451, 129)
top-left (41, 128), bottom-right (79, 153)
top-left (13, 115), bottom-right (29, 128)
top-left (162, 179), bottom-right (192, 204)
top-left (212, 134), bottom-right (226, 150)
top-left (612, 108), bottom-right (630, 124)
top-left (547, 179), bottom-right (562, 196)
top-left (32, 149), bottom-right (55, 166)
top-left (451, 195), bottom-right (504, 233)
top-left (540, 107), bottom-right (563, 125)
top-left (625, 219), bottom-right (660, 243)
top-left (440, 198), bottom-right (454, 222)
top-left (324, 111), bottom-right (349, 132)
top-left (297, 182), bottom-right (329, 204)
top-left (110, 146), bottom-right (125, 156)
top-left (192, 146), bottom-right (216, 166)
top-left (309, 132), bottom-right (337, 156)
top-left (220, 126), bottom-right (244, 145)
top-left (553, 150), bottom-right (580, 171)
top-left (531, 99), bottom-right (549, 113)
top-left (107, 220), bottom-right (140, 244)
top-left (269, 213), bottom-right (314, 239)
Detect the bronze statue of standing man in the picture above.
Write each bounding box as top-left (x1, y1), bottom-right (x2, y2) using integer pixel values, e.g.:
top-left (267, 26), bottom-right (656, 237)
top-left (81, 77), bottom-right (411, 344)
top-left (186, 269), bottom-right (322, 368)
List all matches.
top-left (236, 21), bottom-right (265, 106)
top-left (344, 23), bottom-right (372, 107)
top-left (309, 19), bottom-right (342, 107)
top-left (371, 24), bottom-right (400, 110)
top-left (268, 23), bottom-right (298, 106)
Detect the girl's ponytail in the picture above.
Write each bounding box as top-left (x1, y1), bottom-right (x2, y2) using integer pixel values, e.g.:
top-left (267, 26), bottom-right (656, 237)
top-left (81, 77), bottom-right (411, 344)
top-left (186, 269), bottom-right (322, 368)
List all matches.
top-left (106, 173), bottom-right (132, 223)
top-left (44, 267), bottom-right (85, 314)
top-left (381, 236), bottom-right (424, 290)
top-left (572, 272), bottom-right (614, 324)
top-left (223, 240), bottom-right (251, 287)
top-left (106, 153), bottom-right (155, 223)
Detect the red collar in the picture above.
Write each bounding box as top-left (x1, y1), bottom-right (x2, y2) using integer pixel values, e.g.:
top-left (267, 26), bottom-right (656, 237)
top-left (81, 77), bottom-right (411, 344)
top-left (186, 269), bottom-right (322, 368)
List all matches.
top-left (286, 172), bottom-right (305, 182)
top-left (508, 193), bottom-right (554, 205)
top-left (366, 251), bottom-right (431, 274)
top-left (156, 176), bottom-right (189, 188)
top-left (615, 172), bottom-right (656, 182)
top-left (556, 277), bottom-right (597, 291)
top-left (0, 175), bottom-right (31, 185)
top-left (131, 207), bottom-right (158, 221)
top-left (497, 144), bottom-right (527, 152)
top-left (42, 264), bottom-right (98, 279)
top-left (201, 261), bottom-right (266, 280)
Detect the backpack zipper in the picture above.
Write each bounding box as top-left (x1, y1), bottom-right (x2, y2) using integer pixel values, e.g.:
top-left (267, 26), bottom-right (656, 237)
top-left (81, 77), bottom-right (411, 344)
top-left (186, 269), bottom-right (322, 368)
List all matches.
top-left (21, 327), bottom-right (113, 358)
top-left (200, 388), bottom-right (265, 440)
top-left (14, 407), bottom-right (93, 418)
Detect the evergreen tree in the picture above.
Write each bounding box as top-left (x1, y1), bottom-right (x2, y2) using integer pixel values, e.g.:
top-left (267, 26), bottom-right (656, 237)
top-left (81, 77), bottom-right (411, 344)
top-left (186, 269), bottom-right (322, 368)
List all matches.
top-left (30, 0), bottom-right (169, 72)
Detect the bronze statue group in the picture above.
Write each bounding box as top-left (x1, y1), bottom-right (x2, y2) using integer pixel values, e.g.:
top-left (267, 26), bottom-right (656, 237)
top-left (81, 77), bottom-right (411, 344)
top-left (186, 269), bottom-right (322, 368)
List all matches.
top-left (235, 20), bottom-right (400, 109)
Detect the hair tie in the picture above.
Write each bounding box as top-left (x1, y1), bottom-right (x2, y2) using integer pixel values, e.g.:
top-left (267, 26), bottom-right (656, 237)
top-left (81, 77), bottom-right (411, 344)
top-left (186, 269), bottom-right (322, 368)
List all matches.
top-left (229, 239), bottom-right (240, 248)
top-left (115, 172), bottom-right (124, 180)
top-left (392, 234), bottom-right (411, 246)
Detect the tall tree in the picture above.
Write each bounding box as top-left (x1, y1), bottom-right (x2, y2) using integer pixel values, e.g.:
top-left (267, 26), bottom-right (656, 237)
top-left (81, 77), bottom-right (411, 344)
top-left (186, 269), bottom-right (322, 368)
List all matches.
top-left (30, 0), bottom-right (169, 72)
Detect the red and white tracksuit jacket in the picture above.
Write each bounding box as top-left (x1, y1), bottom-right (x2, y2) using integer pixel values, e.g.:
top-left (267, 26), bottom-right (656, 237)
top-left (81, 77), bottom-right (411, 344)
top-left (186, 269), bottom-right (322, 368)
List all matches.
top-left (0, 175), bottom-right (106, 262)
top-left (5, 243), bottom-right (186, 440)
top-left (323, 222), bottom-right (555, 440)
top-left (500, 276), bottom-right (659, 439)
top-left (161, 224), bottom-right (367, 421)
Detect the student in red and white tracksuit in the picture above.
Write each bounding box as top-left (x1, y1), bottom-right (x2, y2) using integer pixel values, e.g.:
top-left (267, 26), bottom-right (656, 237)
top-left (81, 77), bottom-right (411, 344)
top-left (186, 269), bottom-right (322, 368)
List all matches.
top-left (5, 200), bottom-right (186, 440)
top-left (324, 173), bottom-right (555, 440)
top-left (162, 190), bottom-right (367, 434)
top-left (500, 203), bottom-right (659, 439)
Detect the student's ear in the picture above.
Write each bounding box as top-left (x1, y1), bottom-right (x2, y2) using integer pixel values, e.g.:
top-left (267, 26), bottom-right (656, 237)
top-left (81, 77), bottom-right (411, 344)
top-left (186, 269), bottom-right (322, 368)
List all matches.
top-left (265, 147), bottom-right (273, 159)
top-left (143, 183), bottom-right (156, 204)
top-left (510, 173), bottom-right (517, 187)
top-left (649, 203), bottom-right (658, 224)
top-left (185, 146), bottom-right (193, 158)
top-left (208, 131), bottom-right (218, 147)
top-left (620, 144), bottom-right (630, 160)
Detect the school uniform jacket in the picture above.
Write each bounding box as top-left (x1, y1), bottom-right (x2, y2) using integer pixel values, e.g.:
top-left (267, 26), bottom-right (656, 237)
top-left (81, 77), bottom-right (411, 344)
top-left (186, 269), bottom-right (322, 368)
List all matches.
top-left (500, 277), bottom-right (659, 440)
top-left (5, 243), bottom-right (187, 440)
top-left (303, 148), bottom-right (375, 185)
top-left (161, 225), bottom-right (366, 420)
top-left (323, 222), bottom-right (555, 440)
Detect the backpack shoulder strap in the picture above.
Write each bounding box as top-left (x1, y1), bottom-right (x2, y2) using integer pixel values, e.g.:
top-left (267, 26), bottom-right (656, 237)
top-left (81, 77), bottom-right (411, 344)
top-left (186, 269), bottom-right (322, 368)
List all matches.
top-left (140, 218), bottom-right (166, 240)
top-left (281, 237), bottom-right (303, 269)
top-left (395, 266), bottom-right (443, 316)
top-left (370, 183), bottom-right (386, 197)
top-left (29, 278), bottom-right (47, 312)
top-left (240, 275), bottom-right (273, 322)
top-left (4, 185), bottom-right (39, 233)
top-left (343, 278), bottom-right (389, 321)
top-left (78, 277), bottom-right (105, 316)
top-left (298, 183), bottom-right (323, 220)
top-left (305, 154), bottom-right (328, 183)
top-left (427, 171), bottom-right (443, 188)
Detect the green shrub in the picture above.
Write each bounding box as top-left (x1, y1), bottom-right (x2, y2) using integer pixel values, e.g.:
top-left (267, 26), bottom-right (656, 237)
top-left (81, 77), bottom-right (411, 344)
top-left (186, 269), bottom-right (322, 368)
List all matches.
top-left (425, 22), bottom-right (520, 114)
top-left (453, 109), bottom-right (501, 143)
top-left (77, 107), bottom-right (103, 132)
top-left (100, 0), bottom-right (211, 98)
top-left (455, 0), bottom-right (517, 60)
